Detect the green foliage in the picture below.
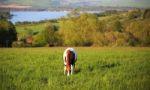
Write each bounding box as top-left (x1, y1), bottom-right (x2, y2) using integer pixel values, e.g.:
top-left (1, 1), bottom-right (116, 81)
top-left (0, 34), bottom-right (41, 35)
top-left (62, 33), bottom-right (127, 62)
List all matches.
top-left (92, 32), bottom-right (108, 46)
top-left (42, 23), bottom-right (57, 45)
top-left (15, 9), bottom-right (150, 47)
top-left (42, 23), bottom-right (62, 46)
top-left (16, 23), bottom-right (46, 40)
top-left (114, 32), bottom-right (129, 46)
top-left (0, 20), bottom-right (17, 47)
top-left (0, 10), bottom-right (12, 20)
top-left (0, 47), bottom-right (150, 90)
top-left (59, 13), bottom-right (99, 46)
top-left (106, 20), bottom-right (123, 32)
top-left (32, 33), bottom-right (47, 47)
top-left (128, 9), bottom-right (142, 19)
top-left (142, 9), bottom-right (150, 19)
top-left (16, 21), bottom-right (60, 47)
top-left (12, 41), bottom-right (25, 47)
top-left (126, 19), bottom-right (150, 46)
top-left (114, 20), bottom-right (123, 32)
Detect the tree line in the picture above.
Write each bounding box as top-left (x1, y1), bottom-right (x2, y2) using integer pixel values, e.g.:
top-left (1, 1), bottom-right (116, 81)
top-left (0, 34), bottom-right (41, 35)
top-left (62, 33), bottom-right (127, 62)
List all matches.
top-left (0, 9), bottom-right (150, 47)
top-left (29, 9), bottom-right (150, 47)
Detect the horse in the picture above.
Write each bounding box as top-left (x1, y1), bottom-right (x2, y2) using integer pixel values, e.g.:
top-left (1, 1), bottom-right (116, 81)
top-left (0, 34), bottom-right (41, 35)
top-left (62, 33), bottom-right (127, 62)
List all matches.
top-left (63, 48), bottom-right (77, 76)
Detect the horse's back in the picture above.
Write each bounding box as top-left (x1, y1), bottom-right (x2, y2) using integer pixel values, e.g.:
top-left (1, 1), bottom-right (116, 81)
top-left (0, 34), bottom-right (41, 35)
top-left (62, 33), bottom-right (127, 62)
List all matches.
top-left (63, 48), bottom-right (77, 61)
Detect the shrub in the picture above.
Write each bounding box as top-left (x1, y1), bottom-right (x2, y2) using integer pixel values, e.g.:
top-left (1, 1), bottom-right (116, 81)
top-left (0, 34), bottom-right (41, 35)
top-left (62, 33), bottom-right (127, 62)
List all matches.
top-left (12, 41), bottom-right (25, 47)
top-left (128, 9), bottom-right (141, 19)
top-left (32, 33), bottom-right (47, 47)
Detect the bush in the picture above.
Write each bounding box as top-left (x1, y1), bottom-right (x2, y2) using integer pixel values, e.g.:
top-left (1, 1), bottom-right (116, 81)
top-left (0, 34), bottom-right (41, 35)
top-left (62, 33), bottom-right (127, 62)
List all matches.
top-left (12, 41), bottom-right (25, 47)
top-left (126, 20), bottom-right (150, 46)
top-left (59, 13), bottom-right (99, 46)
top-left (142, 9), bottom-right (150, 19)
top-left (128, 9), bottom-right (141, 19)
top-left (32, 33), bottom-right (47, 47)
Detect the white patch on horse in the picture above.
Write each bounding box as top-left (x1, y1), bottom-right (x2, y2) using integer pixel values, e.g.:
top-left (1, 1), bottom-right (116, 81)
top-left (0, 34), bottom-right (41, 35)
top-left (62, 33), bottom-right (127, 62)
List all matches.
top-left (63, 48), bottom-right (77, 76)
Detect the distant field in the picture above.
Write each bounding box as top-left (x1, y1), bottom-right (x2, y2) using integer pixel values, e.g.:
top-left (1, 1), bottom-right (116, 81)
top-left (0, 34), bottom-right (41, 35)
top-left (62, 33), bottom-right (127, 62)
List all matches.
top-left (16, 21), bottom-right (58, 39)
top-left (16, 22), bottom-right (48, 39)
top-left (16, 23), bottom-right (46, 33)
top-left (0, 47), bottom-right (150, 90)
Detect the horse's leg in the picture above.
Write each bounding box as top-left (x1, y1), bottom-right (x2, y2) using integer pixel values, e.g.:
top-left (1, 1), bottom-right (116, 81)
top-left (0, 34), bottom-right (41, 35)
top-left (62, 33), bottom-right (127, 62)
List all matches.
top-left (67, 71), bottom-right (70, 76)
top-left (71, 65), bottom-right (74, 75)
top-left (64, 66), bottom-right (66, 75)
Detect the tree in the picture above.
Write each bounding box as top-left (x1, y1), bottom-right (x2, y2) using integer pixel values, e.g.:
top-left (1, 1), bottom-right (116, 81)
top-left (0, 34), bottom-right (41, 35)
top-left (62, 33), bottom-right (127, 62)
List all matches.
top-left (142, 9), bottom-right (150, 19)
top-left (0, 20), bottom-right (17, 47)
top-left (114, 20), bottom-right (123, 32)
top-left (126, 20), bottom-right (150, 46)
top-left (128, 9), bottom-right (141, 19)
top-left (42, 23), bottom-right (61, 46)
top-left (32, 33), bottom-right (47, 47)
top-left (59, 13), bottom-right (99, 46)
top-left (92, 32), bottom-right (108, 46)
top-left (59, 19), bottom-right (78, 46)
top-left (0, 10), bottom-right (17, 47)
top-left (0, 10), bottom-right (12, 20)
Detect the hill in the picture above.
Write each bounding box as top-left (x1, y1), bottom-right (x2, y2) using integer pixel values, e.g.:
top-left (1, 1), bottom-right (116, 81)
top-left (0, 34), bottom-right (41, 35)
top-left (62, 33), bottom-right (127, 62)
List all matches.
top-left (0, 0), bottom-right (150, 9)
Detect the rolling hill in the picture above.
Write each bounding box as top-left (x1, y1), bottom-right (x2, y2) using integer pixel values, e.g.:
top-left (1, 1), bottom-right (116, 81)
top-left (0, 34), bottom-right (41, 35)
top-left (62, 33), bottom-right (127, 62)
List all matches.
top-left (0, 0), bottom-right (150, 9)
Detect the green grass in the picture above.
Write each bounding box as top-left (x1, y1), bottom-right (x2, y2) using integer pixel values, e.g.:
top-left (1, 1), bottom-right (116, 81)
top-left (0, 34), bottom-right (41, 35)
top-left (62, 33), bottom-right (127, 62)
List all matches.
top-left (16, 23), bottom-right (46, 40)
top-left (16, 21), bottom-right (58, 39)
top-left (0, 47), bottom-right (150, 90)
top-left (16, 23), bottom-right (46, 33)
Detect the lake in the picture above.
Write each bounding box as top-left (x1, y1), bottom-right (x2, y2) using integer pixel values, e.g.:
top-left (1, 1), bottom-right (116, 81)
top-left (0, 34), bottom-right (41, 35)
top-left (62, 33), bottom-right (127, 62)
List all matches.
top-left (10, 11), bottom-right (69, 24)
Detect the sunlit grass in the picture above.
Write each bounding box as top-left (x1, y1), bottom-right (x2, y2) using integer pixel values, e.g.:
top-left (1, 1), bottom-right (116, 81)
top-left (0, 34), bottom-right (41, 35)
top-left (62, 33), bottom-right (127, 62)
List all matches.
top-left (16, 23), bottom-right (46, 33)
top-left (0, 47), bottom-right (150, 90)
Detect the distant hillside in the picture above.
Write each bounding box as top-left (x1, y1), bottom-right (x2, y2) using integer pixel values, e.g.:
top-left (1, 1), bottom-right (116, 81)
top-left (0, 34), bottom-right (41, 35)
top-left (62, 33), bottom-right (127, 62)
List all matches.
top-left (0, 0), bottom-right (57, 8)
top-left (0, 4), bottom-right (31, 9)
top-left (0, 0), bottom-right (150, 9)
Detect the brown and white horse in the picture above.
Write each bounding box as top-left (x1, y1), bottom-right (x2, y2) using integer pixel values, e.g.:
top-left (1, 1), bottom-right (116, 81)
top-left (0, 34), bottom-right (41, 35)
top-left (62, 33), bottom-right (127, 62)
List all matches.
top-left (63, 48), bottom-right (77, 76)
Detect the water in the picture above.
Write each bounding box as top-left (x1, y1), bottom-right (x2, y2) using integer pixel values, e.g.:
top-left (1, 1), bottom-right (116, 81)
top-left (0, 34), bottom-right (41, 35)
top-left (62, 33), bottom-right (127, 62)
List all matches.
top-left (10, 11), bottom-right (69, 24)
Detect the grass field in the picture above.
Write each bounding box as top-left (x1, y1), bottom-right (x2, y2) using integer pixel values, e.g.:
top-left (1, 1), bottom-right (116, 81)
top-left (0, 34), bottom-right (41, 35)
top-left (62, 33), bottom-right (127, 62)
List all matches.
top-left (0, 47), bottom-right (150, 90)
top-left (16, 23), bottom-right (47, 32)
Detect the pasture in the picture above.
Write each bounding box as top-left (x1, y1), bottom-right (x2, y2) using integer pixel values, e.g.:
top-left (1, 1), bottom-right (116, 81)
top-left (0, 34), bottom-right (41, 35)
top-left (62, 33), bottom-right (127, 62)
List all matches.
top-left (0, 47), bottom-right (150, 90)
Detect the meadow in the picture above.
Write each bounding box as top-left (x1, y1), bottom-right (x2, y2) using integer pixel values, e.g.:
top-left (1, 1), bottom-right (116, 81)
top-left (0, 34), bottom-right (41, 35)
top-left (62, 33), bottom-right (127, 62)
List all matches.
top-left (0, 47), bottom-right (150, 90)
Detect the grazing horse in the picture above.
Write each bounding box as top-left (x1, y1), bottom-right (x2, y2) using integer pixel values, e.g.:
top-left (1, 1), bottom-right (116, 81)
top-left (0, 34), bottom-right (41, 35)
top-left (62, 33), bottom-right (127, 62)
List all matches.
top-left (63, 48), bottom-right (77, 76)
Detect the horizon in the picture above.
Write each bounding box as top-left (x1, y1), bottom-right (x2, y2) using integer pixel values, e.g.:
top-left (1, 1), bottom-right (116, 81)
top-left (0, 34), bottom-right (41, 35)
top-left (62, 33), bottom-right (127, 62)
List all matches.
top-left (0, 0), bottom-right (150, 8)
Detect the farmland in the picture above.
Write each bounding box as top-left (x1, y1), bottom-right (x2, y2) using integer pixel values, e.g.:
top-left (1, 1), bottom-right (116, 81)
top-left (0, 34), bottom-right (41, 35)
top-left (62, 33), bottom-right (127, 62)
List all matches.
top-left (0, 47), bottom-right (150, 90)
